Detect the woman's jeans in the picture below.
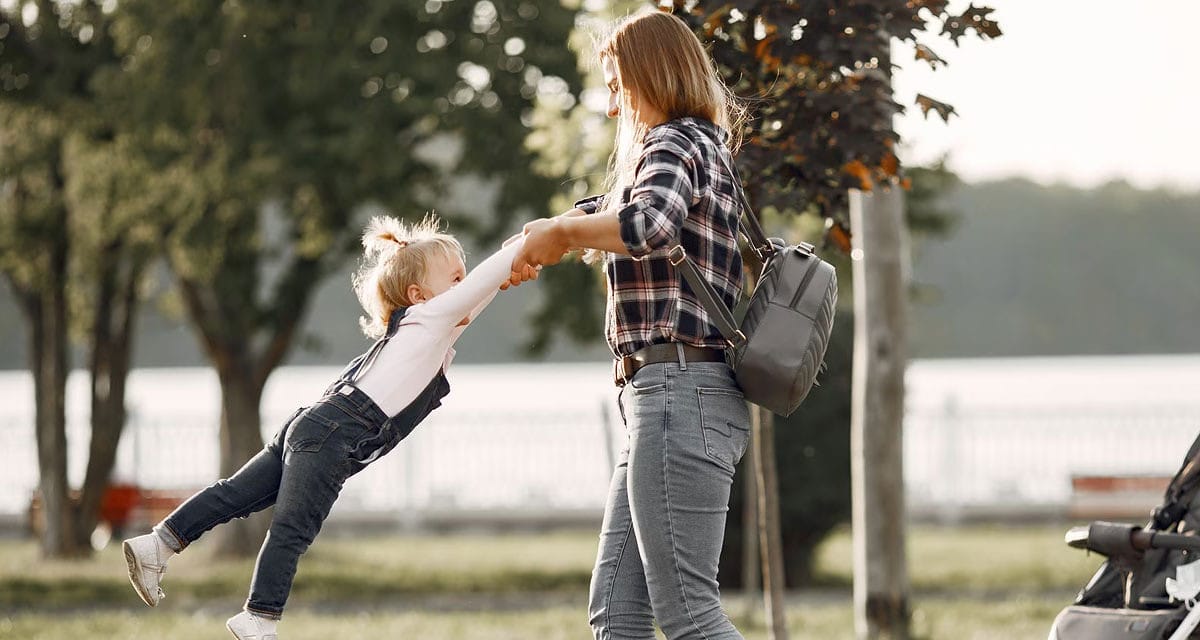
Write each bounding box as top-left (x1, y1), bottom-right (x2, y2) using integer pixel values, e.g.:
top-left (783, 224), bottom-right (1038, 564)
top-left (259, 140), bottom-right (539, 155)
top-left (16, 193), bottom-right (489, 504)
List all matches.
top-left (153, 385), bottom-right (395, 620)
top-left (589, 360), bottom-right (751, 640)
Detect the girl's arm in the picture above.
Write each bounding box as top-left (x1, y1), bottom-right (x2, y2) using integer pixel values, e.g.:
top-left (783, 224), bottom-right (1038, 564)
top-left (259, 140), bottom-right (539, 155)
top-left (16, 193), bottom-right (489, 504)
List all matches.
top-left (410, 237), bottom-right (526, 329)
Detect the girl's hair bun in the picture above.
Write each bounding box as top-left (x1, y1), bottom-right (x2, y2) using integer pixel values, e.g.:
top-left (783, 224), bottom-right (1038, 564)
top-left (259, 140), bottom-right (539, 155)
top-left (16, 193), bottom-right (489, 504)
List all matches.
top-left (362, 217), bottom-right (412, 256)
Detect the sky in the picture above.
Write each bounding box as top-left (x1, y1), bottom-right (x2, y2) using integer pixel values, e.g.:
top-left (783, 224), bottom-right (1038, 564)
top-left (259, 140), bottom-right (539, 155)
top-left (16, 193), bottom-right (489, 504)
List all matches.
top-left (891, 1), bottom-right (1200, 191)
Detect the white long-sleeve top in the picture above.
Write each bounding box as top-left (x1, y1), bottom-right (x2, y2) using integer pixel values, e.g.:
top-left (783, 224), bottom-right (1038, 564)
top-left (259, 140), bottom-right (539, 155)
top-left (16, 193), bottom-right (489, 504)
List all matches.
top-left (355, 237), bottom-right (523, 416)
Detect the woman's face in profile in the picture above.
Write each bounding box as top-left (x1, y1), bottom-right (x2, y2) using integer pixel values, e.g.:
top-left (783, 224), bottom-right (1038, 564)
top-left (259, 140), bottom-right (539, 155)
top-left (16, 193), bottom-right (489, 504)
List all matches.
top-left (602, 55), bottom-right (621, 120)
top-left (601, 54), bottom-right (665, 129)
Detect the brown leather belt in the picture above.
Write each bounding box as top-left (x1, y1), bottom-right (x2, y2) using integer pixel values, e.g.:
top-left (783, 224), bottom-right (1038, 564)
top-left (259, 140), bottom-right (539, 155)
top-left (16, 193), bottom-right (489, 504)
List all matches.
top-left (613, 343), bottom-right (727, 387)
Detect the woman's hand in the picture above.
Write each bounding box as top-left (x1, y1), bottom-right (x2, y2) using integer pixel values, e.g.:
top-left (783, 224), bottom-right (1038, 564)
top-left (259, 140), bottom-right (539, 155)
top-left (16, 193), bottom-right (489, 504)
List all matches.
top-left (514, 217), bottom-right (572, 272)
top-left (505, 218), bottom-right (570, 288)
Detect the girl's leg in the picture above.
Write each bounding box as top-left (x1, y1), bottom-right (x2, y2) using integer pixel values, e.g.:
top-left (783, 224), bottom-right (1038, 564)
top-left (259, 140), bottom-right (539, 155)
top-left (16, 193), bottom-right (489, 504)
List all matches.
top-left (626, 362), bottom-right (748, 640)
top-left (154, 414), bottom-right (296, 551)
top-left (124, 411), bottom-right (299, 608)
top-left (589, 431), bottom-right (656, 639)
top-left (242, 412), bottom-right (362, 619)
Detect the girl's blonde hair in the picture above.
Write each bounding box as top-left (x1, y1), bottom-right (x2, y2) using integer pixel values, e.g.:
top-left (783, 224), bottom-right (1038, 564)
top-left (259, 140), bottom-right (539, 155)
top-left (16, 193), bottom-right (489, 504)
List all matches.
top-left (599, 10), bottom-right (746, 212)
top-left (352, 214), bottom-right (464, 339)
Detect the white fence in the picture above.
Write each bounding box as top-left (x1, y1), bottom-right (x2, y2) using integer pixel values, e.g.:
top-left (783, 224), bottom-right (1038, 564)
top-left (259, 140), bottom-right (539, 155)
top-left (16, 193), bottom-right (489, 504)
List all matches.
top-left (1, 356), bottom-right (1198, 528)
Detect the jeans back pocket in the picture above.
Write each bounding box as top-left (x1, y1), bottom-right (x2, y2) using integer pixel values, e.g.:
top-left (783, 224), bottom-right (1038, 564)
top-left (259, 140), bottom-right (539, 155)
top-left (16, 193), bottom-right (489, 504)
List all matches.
top-left (697, 387), bottom-right (751, 472)
top-left (286, 409), bottom-right (341, 453)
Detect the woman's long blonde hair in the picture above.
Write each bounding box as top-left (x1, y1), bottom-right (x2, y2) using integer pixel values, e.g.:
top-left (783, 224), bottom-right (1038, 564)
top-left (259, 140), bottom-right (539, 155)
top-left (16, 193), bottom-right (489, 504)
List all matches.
top-left (352, 214), bottom-right (464, 338)
top-left (599, 10), bottom-right (745, 214)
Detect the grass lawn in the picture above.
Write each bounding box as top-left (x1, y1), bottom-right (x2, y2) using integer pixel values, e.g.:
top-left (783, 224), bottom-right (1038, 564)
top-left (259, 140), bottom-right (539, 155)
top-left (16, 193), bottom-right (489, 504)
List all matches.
top-left (0, 595), bottom-right (1070, 639)
top-left (0, 523), bottom-right (1105, 639)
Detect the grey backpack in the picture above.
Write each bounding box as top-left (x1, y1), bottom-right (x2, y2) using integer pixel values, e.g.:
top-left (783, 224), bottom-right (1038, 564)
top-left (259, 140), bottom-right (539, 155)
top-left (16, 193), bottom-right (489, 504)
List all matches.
top-left (670, 152), bottom-right (838, 417)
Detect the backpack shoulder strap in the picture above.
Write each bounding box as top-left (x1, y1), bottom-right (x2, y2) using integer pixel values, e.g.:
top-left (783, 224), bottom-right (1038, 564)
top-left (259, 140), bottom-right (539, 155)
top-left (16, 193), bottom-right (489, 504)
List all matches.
top-left (668, 246), bottom-right (745, 349)
top-left (712, 148), bottom-right (775, 262)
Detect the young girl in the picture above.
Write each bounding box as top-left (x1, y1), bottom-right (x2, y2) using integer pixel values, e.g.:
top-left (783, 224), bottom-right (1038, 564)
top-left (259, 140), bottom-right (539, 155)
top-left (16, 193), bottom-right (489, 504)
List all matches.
top-left (514, 10), bottom-right (750, 640)
top-left (122, 215), bottom-right (530, 640)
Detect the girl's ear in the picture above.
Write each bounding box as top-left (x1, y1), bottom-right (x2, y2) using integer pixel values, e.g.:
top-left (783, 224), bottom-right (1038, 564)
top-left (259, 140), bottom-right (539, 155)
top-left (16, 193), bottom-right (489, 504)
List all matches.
top-left (407, 283), bottom-right (426, 304)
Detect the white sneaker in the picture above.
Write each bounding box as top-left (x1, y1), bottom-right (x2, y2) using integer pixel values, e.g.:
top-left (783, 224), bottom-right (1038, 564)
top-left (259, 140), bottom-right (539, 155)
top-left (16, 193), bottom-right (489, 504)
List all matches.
top-left (226, 611), bottom-right (279, 640)
top-left (122, 533), bottom-right (171, 607)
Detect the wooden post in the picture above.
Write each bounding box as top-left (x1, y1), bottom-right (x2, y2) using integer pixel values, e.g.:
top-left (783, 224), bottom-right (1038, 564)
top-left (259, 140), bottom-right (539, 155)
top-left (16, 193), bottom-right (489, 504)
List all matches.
top-left (742, 433), bottom-right (761, 623)
top-left (849, 186), bottom-right (910, 639)
top-left (754, 405), bottom-right (789, 639)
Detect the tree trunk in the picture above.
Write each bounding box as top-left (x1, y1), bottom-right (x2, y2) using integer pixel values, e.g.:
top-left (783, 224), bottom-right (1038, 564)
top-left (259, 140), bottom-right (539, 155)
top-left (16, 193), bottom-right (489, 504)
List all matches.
top-left (211, 368), bottom-right (270, 558)
top-left (14, 215), bottom-right (81, 558)
top-left (754, 405), bottom-right (789, 639)
top-left (75, 245), bottom-right (146, 547)
top-left (172, 247), bottom-right (313, 558)
top-left (849, 186), bottom-right (910, 640)
top-left (741, 439), bottom-right (761, 622)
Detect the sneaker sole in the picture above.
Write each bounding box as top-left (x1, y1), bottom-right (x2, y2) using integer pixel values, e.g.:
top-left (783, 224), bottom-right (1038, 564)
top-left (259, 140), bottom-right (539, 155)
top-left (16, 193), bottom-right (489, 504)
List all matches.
top-left (226, 620), bottom-right (273, 640)
top-left (122, 540), bottom-right (158, 607)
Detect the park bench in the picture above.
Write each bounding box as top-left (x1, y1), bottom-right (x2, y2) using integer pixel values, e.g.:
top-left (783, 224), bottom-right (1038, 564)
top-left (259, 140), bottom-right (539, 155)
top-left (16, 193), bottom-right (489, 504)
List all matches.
top-left (27, 484), bottom-right (194, 539)
top-left (1068, 474), bottom-right (1172, 520)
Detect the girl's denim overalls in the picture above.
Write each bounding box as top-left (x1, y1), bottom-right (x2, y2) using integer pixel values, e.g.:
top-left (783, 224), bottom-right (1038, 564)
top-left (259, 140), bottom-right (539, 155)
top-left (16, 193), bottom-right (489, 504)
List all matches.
top-left (154, 307), bottom-right (448, 619)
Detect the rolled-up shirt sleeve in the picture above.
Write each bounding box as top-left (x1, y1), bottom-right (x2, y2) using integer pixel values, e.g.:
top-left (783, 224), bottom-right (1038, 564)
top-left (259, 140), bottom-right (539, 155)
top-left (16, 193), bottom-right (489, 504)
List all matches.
top-left (617, 137), bottom-right (696, 257)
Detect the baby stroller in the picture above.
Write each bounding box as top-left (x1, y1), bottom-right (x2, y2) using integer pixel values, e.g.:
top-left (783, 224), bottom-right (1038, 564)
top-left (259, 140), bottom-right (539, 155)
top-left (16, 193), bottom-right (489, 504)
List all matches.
top-left (1049, 432), bottom-right (1200, 639)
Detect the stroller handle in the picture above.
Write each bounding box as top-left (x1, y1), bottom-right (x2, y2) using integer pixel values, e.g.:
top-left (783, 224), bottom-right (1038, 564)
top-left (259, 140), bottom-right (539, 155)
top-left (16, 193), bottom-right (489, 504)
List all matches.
top-left (1066, 521), bottom-right (1200, 559)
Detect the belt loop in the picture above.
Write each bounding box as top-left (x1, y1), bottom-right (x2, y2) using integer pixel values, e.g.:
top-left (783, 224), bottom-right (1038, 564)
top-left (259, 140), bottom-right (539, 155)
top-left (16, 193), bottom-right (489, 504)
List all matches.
top-left (676, 342), bottom-right (687, 371)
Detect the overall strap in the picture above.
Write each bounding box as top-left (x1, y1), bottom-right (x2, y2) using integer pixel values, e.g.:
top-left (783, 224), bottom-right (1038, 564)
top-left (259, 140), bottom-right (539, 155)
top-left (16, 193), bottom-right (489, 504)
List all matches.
top-left (344, 337), bottom-right (390, 385)
top-left (327, 307), bottom-right (409, 393)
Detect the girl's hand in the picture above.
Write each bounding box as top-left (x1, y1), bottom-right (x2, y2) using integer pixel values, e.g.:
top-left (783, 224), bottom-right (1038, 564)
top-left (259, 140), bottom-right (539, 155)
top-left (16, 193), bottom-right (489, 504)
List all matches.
top-left (500, 233), bottom-right (537, 290)
top-left (500, 263), bottom-right (539, 290)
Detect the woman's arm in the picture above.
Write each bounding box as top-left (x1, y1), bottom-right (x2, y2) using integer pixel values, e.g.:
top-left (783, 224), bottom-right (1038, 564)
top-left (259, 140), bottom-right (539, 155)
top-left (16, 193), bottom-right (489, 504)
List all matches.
top-left (518, 213), bottom-right (629, 267)
top-left (611, 139), bottom-right (696, 256)
top-left (515, 136), bottom-right (696, 269)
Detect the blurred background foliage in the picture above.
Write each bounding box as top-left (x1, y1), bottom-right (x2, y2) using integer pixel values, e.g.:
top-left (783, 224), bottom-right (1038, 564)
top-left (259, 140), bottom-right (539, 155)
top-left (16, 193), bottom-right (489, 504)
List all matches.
top-left (1, 0), bottom-right (1197, 573)
top-left (0, 0), bottom-right (589, 556)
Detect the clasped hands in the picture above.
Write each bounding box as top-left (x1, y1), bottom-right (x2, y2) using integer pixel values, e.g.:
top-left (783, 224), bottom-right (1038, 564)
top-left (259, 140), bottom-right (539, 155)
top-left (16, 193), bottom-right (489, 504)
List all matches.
top-left (500, 216), bottom-right (575, 291)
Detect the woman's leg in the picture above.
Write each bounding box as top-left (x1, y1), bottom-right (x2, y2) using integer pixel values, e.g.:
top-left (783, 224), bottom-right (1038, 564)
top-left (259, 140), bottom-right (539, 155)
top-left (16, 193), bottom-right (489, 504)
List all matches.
top-left (626, 362), bottom-right (749, 640)
top-left (589, 421), bottom-right (656, 639)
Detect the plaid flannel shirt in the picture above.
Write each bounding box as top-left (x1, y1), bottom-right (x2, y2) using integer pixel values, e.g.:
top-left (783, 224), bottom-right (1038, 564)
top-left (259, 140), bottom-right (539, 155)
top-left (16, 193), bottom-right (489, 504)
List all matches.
top-left (575, 117), bottom-right (744, 358)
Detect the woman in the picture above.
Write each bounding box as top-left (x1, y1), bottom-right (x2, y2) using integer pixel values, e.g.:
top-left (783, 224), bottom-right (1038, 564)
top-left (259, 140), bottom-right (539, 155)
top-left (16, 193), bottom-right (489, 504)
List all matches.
top-left (513, 10), bottom-right (750, 640)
